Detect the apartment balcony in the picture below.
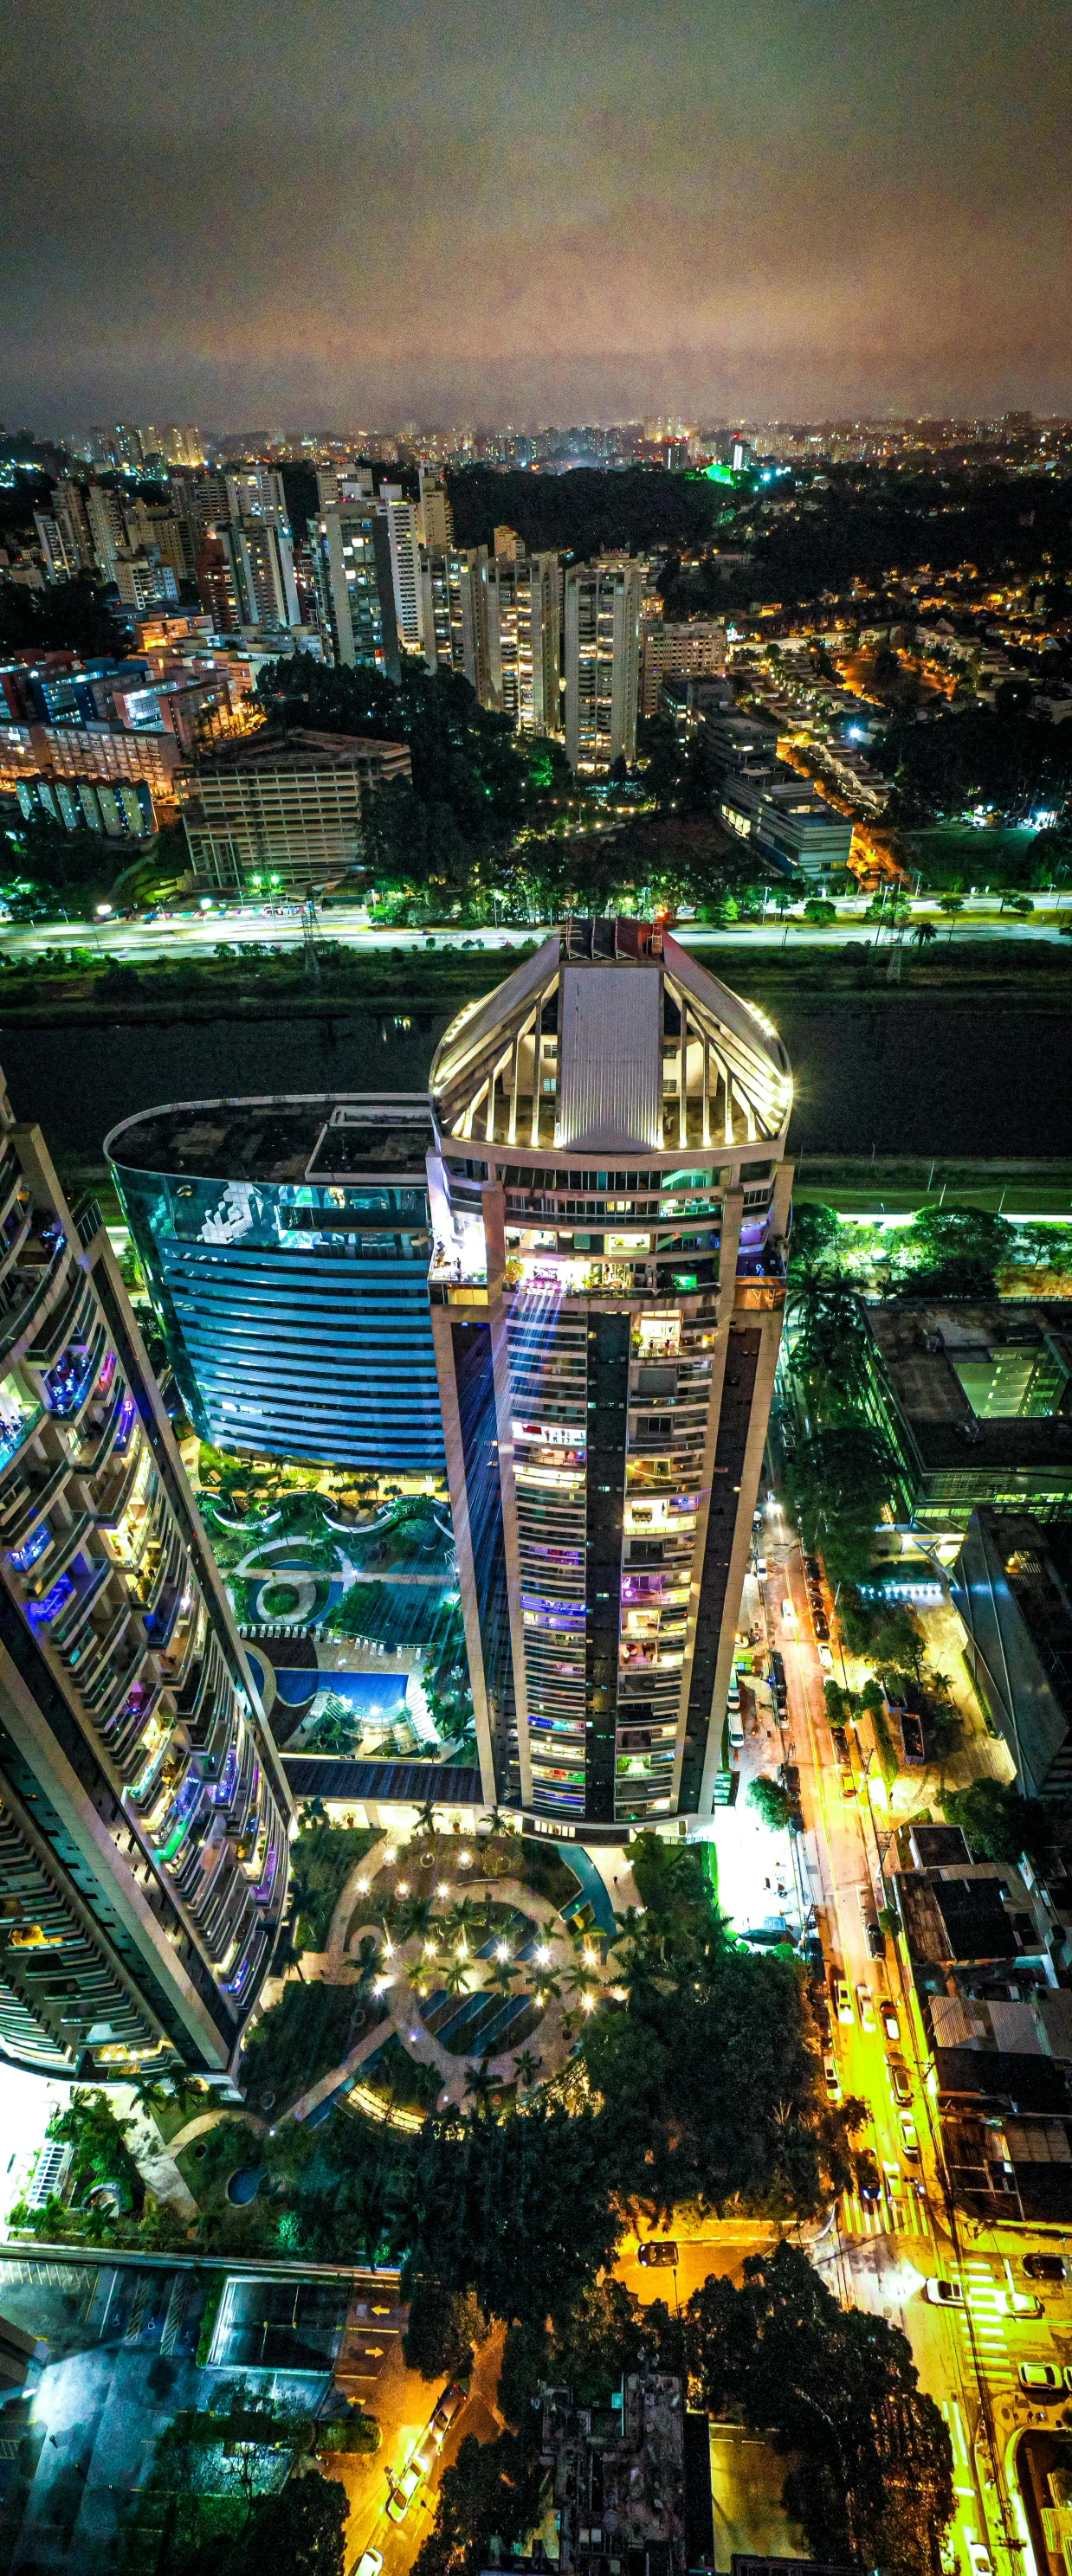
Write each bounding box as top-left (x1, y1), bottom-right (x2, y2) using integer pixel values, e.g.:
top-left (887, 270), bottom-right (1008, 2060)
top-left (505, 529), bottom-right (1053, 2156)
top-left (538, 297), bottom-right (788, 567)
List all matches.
top-left (734, 1247), bottom-right (787, 1311)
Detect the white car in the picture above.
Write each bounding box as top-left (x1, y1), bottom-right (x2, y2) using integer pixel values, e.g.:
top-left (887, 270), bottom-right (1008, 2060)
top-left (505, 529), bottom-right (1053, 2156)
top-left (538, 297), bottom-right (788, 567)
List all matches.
top-left (817, 1644), bottom-right (834, 1671)
top-left (1000, 2289), bottom-right (1044, 2319)
top-left (925, 2277), bottom-right (964, 2307)
top-left (353, 2554), bottom-right (384, 2576)
top-left (899, 2110), bottom-right (920, 2159)
top-left (855, 1984), bottom-right (875, 2032)
top-left (781, 1598), bottom-right (798, 1629)
top-left (964, 2534), bottom-right (993, 2576)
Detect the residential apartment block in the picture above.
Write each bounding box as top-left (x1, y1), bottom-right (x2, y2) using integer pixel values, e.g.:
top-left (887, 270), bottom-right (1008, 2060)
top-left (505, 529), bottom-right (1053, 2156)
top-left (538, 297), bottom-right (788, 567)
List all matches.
top-left (177, 725), bottom-right (410, 892)
top-left (0, 1081), bottom-right (290, 2081)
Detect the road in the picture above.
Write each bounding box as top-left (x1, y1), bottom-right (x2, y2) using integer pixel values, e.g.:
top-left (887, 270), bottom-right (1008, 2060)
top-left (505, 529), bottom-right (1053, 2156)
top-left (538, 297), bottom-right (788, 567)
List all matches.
top-left (3, 893), bottom-right (1072, 965)
top-left (324, 2322), bottom-right (505, 2576)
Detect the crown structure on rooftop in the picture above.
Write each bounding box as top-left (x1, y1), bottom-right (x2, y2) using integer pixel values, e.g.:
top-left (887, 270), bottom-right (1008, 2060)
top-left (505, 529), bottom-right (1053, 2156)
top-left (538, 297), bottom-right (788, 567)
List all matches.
top-left (431, 918), bottom-right (791, 1156)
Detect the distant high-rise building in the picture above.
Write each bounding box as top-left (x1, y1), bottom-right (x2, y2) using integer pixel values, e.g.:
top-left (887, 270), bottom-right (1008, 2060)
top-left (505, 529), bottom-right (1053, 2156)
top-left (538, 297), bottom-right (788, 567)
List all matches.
top-left (308, 499), bottom-right (401, 680)
top-left (378, 484), bottom-right (424, 654)
top-left (422, 547), bottom-right (489, 697)
top-left (223, 467), bottom-right (290, 531)
top-left (417, 464), bottom-right (453, 551)
top-left (51, 478), bottom-right (94, 575)
top-left (125, 498), bottom-right (196, 588)
top-left (640, 617), bottom-right (727, 717)
top-left (112, 423), bottom-right (145, 472)
top-left (564, 559), bottom-right (643, 772)
top-left (33, 512), bottom-right (76, 583)
top-left (146, 426), bottom-right (204, 468)
top-left (108, 1094), bottom-right (444, 1473)
top-left (114, 551), bottom-right (181, 613)
top-left (171, 469), bottom-right (230, 547)
top-left (486, 550), bottom-right (561, 734)
top-left (86, 483), bottom-right (127, 583)
top-left (218, 520), bottom-right (300, 630)
top-left (0, 1077), bottom-right (291, 2080)
top-left (426, 918), bottom-right (792, 1823)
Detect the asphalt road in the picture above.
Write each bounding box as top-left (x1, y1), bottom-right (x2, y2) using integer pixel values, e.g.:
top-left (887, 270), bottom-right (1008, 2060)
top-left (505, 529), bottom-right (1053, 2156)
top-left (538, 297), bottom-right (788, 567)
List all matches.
top-left (3, 896), bottom-right (1072, 965)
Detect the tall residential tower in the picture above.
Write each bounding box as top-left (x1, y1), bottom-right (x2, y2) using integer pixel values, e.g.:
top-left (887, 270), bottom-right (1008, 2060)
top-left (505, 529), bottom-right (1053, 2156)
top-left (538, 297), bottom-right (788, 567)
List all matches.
top-left (426, 920), bottom-right (792, 1828)
top-left (0, 1083), bottom-right (291, 2081)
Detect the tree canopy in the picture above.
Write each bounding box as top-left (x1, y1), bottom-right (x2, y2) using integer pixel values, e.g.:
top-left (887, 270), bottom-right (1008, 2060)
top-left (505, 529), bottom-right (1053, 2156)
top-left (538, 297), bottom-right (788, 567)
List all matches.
top-left (683, 2241), bottom-right (953, 2576)
top-left (786, 1423), bottom-right (897, 1585)
top-left (944, 1776), bottom-right (1049, 1864)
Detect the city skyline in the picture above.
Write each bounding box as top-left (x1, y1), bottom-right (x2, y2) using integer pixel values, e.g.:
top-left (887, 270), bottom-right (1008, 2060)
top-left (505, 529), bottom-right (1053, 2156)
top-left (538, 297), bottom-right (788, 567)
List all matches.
top-left (4, 0), bottom-right (1071, 433)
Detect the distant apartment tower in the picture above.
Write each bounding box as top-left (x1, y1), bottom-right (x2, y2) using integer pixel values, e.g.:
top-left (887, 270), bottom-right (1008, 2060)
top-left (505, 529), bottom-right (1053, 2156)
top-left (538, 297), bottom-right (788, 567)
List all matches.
top-left (108, 1095), bottom-right (444, 1474)
top-left (223, 468), bottom-right (290, 531)
top-left (487, 551), bottom-right (562, 733)
top-left (641, 618), bottom-right (727, 716)
top-left (86, 483), bottom-right (127, 583)
top-left (124, 499), bottom-right (195, 589)
top-left (51, 480), bottom-right (95, 575)
top-left (422, 548), bottom-right (490, 698)
top-left (218, 520), bottom-right (300, 630)
top-left (564, 560), bottom-right (644, 772)
top-left (308, 494), bottom-right (401, 679)
top-left (417, 464), bottom-right (453, 551)
top-left (426, 918), bottom-right (793, 1824)
top-left (379, 485), bottom-right (425, 654)
top-left (177, 725), bottom-right (410, 892)
top-left (0, 1079), bottom-right (291, 2080)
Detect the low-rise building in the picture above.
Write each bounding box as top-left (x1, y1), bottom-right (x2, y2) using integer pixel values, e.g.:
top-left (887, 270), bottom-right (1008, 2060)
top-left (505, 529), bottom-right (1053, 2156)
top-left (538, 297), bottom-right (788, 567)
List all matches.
top-left (176, 724), bottom-right (410, 892)
top-left (951, 1510), bottom-right (1072, 1804)
top-left (858, 1303), bottom-right (1072, 1533)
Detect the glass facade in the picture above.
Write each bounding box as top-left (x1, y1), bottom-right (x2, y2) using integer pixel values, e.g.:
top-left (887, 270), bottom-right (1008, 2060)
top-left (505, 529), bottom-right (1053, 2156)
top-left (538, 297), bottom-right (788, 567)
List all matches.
top-left (107, 1098), bottom-right (445, 1475)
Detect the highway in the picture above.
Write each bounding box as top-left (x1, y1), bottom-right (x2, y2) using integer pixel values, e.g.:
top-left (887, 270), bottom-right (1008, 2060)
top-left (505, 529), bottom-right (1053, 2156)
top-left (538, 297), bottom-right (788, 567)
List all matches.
top-left (1, 892), bottom-right (1071, 965)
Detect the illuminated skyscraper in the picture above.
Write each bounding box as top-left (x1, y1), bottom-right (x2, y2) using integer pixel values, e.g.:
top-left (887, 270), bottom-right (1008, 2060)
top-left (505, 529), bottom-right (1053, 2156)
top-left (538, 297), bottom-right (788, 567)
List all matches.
top-left (426, 920), bottom-right (793, 1826)
top-left (486, 550), bottom-right (562, 734)
top-left (563, 559), bottom-right (643, 773)
top-left (0, 1081), bottom-right (291, 2080)
top-left (308, 493), bottom-right (401, 679)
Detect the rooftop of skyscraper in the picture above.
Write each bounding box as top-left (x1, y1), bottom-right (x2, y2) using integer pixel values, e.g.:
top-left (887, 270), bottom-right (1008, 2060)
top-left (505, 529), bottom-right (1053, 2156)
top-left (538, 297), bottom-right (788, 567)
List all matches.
top-left (430, 915), bottom-right (792, 1156)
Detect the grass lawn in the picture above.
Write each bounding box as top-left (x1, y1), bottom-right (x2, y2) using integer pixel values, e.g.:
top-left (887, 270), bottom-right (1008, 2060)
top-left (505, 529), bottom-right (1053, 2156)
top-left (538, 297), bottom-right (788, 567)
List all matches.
top-left (900, 822), bottom-right (1043, 889)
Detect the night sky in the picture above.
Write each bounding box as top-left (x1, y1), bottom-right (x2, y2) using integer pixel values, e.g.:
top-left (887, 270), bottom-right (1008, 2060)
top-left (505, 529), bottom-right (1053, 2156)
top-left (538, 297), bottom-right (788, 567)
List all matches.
top-left (4, 0), bottom-right (1070, 431)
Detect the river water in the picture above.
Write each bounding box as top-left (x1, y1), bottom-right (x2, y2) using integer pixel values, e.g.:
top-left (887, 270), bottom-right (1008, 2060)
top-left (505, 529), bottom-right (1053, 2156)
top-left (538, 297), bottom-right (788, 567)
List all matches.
top-left (0, 994), bottom-right (1068, 1162)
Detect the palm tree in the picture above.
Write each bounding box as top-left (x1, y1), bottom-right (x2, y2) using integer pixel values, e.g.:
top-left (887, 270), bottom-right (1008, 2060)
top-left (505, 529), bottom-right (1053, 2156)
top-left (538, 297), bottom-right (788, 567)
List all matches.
top-left (911, 919), bottom-right (938, 950)
top-left (415, 1800), bottom-right (439, 1839)
top-left (446, 1895), bottom-right (482, 1948)
top-left (463, 2055), bottom-right (499, 2117)
top-left (397, 1892), bottom-right (436, 1947)
top-left (487, 1955), bottom-right (521, 2005)
top-left (513, 2047), bottom-right (540, 2093)
top-left (441, 1954), bottom-right (473, 2002)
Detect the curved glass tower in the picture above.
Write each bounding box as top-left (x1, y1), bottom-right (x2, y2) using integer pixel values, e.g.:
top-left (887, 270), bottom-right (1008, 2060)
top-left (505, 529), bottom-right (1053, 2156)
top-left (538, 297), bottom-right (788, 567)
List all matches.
top-left (0, 1083), bottom-right (291, 2081)
top-left (427, 918), bottom-right (794, 1827)
top-left (107, 1095), bottom-right (444, 1473)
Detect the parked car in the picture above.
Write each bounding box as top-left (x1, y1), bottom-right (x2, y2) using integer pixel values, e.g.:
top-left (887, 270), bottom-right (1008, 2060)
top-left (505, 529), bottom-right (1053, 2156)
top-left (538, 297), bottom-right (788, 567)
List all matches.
top-left (429, 2384), bottom-right (468, 2444)
top-left (812, 1616), bottom-right (830, 1642)
top-left (924, 2277), bottom-right (964, 2307)
top-left (781, 1598), bottom-right (797, 1628)
top-left (964, 2539), bottom-right (993, 2576)
top-left (353, 2553), bottom-right (384, 2576)
top-left (833, 1977), bottom-right (854, 2025)
top-left (1002, 2290), bottom-right (1044, 2319)
top-left (856, 1983), bottom-right (875, 2031)
top-left (805, 1556), bottom-right (822, 1582)
top-left (899, 2110), bottom-right (920, 2160)
top-left (830, 1726), bottom-right (849, 1760)
top-left (1024, 2252), bottom-right (1066, 2282)
top-left (888, 2059), bottom-right (912, 2106)
top-left (880, 2000), bottom-right (901, 2041)
top-left (817, 1644), bottom-right (834, 1671)
top-left (386, 2463), bottom-right (423, 2522)
top-left (1017, 2361), bottom-right (1062, 2396)
top-left (823, 2051), bottom-right (842, 2104)
top-left (637, 2239), bottom-right (679, 2267)
top-left (838, 1767), bottom-right (856, 1800)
